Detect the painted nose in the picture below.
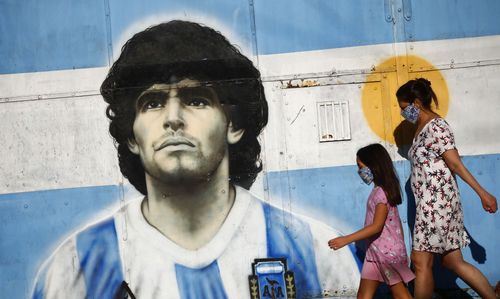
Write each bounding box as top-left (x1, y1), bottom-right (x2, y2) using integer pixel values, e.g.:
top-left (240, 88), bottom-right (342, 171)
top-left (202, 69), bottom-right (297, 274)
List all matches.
top-left (163, 97), bottom-right (184, 131)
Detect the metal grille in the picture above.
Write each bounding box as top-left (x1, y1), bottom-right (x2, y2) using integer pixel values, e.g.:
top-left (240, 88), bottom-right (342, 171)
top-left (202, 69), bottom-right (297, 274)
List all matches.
top-left (317, 101), bottom-right (351, 142)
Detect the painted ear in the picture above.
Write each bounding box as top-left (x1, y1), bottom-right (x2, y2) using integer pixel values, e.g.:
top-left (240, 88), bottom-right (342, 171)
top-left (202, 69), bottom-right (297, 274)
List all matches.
top-left (127, 138), bottom-right (140, 155)
top-left (227, 122), bottom-right (245, 145)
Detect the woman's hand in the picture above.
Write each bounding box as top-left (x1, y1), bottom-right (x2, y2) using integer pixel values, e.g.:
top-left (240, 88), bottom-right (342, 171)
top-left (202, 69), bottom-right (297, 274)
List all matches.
top-left (480, 191), bottom-right (498, 213)
top-left (328, 236), bottom-right (349, 251)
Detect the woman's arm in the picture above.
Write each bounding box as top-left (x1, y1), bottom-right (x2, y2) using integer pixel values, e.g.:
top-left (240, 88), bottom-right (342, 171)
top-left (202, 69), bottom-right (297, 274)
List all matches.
top-left (328, 203), bottom-right (388, 250)
top-left (442, 149), bottom-right (498, 213)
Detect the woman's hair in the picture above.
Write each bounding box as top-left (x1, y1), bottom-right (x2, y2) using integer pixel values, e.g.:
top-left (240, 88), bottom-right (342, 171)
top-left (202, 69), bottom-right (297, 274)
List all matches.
top-left (100, 20), bottom-right (268, 194)
top-left (357, 144), bottom-right (402, 206)
top-left (396, 78), bottom-right (439, 109)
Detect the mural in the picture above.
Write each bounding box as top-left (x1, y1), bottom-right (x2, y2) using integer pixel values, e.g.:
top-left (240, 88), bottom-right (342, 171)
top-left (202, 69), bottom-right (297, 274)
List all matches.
top-left (1, 0), bottom-right (499, 298)
top-left (30, 20), bottom-right (360, 298)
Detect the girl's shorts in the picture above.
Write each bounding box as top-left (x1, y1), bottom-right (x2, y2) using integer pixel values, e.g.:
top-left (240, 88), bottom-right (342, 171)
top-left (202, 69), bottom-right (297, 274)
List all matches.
top-left (361, 260), bottom-right (415, 286)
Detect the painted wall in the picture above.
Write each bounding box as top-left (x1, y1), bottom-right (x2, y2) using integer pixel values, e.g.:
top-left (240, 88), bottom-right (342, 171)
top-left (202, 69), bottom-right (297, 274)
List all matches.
top-left (1, 0), bottom-right (499, 298)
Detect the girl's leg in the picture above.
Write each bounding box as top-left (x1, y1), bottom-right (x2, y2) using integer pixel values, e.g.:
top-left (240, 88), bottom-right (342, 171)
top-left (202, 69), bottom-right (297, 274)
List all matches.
top-left (411, 250), bottom-right (434, 299)
top-left (389, 282), bottom-right (413, 299)
top-left (441, 249), bottom-right (496, 299)
top-left (357, 279), bottom-right (380, 299)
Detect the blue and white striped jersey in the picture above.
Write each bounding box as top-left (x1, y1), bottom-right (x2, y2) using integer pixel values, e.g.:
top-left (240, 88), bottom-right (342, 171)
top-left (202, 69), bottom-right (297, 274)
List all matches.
top-left (32, 186), bottom-right (360, 298)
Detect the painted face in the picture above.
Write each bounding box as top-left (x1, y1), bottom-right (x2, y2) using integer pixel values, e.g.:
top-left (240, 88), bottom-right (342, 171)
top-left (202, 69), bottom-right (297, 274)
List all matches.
top-left (128, 79), bottom-right (242, 184)
top-left (356, 157), bottom-right (373, 185)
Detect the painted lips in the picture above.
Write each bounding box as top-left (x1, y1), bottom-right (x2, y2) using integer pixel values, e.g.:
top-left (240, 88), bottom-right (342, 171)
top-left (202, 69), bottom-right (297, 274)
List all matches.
top-left (155, 137), bottom-right (195, 151)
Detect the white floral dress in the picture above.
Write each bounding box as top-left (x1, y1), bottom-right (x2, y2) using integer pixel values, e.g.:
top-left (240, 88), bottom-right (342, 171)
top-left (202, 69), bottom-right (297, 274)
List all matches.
top-left (408, 118), bottom-right (470, 253)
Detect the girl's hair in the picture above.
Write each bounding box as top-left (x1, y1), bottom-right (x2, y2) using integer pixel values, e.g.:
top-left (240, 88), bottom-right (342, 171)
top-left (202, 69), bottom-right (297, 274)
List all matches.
top-left (396, 78), bottom-right (439, 109)
top-left (357, 144), bottom-right (402, 206)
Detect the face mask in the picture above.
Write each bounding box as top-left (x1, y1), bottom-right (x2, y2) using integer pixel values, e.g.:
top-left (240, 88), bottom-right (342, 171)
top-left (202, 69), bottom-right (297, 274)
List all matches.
top-left (401, 104), bottom-right (420, 124)
top-left (358, 167), bottom-right (374, 185)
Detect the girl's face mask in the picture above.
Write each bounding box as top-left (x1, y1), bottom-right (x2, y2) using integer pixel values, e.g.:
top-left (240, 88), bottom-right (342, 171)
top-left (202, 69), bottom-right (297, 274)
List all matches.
top-left (401, 103), bottom-right (420, 124)
top-left (358, 167), bottom-right (373, 185)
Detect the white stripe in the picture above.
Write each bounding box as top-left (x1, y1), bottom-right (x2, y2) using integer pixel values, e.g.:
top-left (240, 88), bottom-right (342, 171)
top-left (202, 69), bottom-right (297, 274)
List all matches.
top-left (259, 35), bottom-right (500, 80)
top-left (116, 201), bottom-right (182, 299)
top-left (2, 36), bottom-right (499, 186)
top-left (218, 195), bottom-right (267, 298)
top-left (306, 218), bottom-right (360, 295)
top-left (407, 35), bottom-right (500, 70)
top-left (259, 36), bottom-right (500, 171)
top-left (0, 94), bottom-right (121, 193)
top-left (0, 67), bottom-right (108, 101)
top-left (42, 237), bottom-right (86, 299)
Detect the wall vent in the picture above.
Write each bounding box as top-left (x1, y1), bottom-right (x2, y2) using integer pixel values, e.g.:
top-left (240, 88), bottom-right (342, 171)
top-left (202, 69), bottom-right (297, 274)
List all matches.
top-left (317, 101), bottom-right (351, 142)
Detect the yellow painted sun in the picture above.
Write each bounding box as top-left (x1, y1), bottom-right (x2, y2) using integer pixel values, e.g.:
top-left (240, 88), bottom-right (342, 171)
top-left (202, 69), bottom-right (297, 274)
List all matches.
top-left (361, 55), bottom-right (449, 144)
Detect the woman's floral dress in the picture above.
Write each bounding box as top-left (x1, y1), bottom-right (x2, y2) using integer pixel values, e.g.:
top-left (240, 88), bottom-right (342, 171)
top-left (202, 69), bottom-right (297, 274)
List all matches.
top-left (408, 118), bottom-right (470, 253)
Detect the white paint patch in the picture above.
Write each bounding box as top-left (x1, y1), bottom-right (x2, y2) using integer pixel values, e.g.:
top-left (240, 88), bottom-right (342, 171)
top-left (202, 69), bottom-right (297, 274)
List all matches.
top-left (259, 35), bottom-right (500, 171)
top-left (443, 65), bottom-right (500, 156)
top-left (407, 35), bottom-right (500, 69)
top-left (259, 42), bottom-right (395, 80)
top-left (259, 35), bottom-right (500, 79)
top-left (0, 67), bottom-right (108, 100)
top-left (261, 81), bottom-right (383, 172)
top-left (0, 95), bottom-right (121, 194)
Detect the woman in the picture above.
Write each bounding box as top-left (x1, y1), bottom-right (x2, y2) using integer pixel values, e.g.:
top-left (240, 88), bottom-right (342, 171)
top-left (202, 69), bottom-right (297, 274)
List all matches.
top-left (396, 78), bottom-right (497, 299)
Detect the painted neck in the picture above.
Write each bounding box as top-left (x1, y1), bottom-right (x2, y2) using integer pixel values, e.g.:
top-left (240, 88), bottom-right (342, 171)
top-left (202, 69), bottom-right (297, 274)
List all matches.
top-left (142, 156), bottom-right (235, 250)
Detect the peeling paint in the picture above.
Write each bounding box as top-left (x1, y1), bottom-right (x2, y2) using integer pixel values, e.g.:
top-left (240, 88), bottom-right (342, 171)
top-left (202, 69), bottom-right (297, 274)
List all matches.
top-left (283, 79), bottom-right (321, 89)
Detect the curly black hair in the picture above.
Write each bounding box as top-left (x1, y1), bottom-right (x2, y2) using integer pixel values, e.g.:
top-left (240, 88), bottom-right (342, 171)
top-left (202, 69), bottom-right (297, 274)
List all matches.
top-left (100, 20), bottom-right (268, 194)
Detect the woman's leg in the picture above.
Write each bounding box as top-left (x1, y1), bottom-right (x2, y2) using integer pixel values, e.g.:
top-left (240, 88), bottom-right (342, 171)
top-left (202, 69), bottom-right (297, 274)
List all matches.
top-left (411, 250), bottom-right (434, 299)
top-left (389, 282), bottom-right (413, 299)
top-left (441, 249), bottom-right (496, 299)
top-left (357, 279), bottom-right (380, 299)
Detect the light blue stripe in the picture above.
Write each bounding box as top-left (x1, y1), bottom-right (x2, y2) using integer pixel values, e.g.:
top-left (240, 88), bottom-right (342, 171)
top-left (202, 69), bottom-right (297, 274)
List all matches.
top-left (404, 0), bottom-right (500, 42)
top-left (77, 217), bottom-right (124, 299)
top-left (0, 0), bottom-right (109, 74)
top-left (253, 0), bottom-right (394, 55)
top-left (348, 244), bottom-right (364, 272)
top-left (2, 0), bottom-right (500, 74)
top-left (264, 202), bottom-right (321, 297)
top-left (175, 261), bottom-right (228, 299)
top-left (0, 185), bottom-right (121, 299)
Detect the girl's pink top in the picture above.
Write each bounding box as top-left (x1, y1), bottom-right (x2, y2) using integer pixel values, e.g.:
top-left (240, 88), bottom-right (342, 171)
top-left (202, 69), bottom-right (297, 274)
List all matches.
top-left (364, 187), bottom-right (409, 264)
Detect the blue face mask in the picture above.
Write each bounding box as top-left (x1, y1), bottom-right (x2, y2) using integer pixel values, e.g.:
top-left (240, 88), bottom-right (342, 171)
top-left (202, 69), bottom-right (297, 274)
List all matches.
top-left (358, 167), bottom-right (374, 185)
top-left (401, 104), bottom-right (420, 124)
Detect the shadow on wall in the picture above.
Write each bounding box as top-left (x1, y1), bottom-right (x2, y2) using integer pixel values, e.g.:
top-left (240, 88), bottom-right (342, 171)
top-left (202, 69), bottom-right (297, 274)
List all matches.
top-left (394, 120), bottom-right (487, 298)
top-left (393, 120), bottom-right (415, 160)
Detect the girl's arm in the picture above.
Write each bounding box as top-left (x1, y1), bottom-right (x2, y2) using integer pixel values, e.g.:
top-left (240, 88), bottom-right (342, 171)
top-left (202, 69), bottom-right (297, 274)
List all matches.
top-left (442, 149), bottom-right (498, 213)
top-left (328, 203), bottom-right (388, 250)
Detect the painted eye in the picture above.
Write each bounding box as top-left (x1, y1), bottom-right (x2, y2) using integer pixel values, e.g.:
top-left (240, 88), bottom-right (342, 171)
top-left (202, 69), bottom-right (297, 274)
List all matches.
top-left (187, 97), bottom-right (210, 107)
top-left (137, 93), bottom-right (165, 111)
top-left (145, 99), bottom-right (163, 109)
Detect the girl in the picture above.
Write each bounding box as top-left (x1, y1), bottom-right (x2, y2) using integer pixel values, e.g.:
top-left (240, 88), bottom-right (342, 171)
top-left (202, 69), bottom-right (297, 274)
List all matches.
top-left (396, 78), bottom-right (497, 299)
top-left (329, 144), bottom-right (414, 299)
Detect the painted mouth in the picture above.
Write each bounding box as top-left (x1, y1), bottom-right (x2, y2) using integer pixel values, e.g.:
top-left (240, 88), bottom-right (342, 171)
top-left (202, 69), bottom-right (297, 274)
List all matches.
top-left (156, 137), bottom-right (195, 151)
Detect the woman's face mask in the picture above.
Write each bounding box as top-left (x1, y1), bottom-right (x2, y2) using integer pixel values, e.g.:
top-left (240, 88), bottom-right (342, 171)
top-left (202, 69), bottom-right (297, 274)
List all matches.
top-left (358, 166), bottom-right (373, 185)
top-left (400, 103), bottom-right (420, 124)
